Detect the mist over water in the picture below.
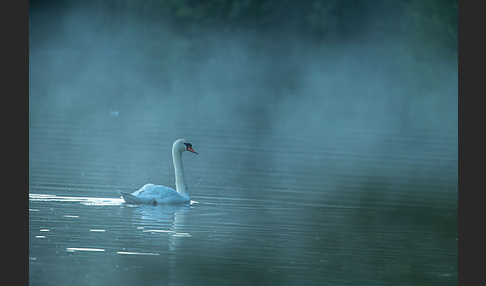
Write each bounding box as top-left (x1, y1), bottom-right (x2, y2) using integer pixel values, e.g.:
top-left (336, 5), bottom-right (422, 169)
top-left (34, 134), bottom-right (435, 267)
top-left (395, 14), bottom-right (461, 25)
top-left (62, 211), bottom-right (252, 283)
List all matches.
top-left (29, 1), bottom-right (457, 285)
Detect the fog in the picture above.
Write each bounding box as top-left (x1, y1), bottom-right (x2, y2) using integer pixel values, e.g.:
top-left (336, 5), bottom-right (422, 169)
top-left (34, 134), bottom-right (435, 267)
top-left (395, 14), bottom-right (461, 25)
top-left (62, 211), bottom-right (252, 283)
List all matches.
top-left (30, 0), bottom-right (457, 199)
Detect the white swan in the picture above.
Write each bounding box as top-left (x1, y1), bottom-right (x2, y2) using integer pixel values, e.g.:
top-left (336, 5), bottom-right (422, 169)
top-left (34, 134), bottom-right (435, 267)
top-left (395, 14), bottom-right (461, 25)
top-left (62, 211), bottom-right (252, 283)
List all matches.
top-left (120, 138), bottom-right (198, 205)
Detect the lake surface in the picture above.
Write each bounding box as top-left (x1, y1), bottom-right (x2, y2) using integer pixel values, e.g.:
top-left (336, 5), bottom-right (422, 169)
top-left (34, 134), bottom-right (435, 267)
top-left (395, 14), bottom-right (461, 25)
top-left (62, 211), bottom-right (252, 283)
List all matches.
top-left (29, 110), bottom-right (457, 286)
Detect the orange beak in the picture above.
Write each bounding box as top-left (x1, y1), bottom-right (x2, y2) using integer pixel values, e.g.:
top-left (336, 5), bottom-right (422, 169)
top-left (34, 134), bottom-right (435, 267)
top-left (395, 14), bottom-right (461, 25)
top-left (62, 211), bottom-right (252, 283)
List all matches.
top-left (187, 146), bottom-right (198, 154)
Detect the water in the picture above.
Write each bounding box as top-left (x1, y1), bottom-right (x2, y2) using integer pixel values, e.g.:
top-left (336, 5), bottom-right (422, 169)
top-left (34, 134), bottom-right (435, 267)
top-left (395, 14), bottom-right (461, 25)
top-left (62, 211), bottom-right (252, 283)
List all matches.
top-left (29, 111), bottom-right (457, 286)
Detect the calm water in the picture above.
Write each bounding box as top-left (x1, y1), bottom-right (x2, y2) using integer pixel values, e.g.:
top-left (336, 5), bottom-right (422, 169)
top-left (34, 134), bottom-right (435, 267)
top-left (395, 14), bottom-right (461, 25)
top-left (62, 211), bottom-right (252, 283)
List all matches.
top-left (29, 111), bottom-right (457, 286)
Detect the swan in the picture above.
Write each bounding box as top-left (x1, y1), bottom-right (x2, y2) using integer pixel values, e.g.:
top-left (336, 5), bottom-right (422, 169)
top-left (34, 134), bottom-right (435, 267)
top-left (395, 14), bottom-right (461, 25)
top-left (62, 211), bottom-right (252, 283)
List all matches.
top-left (120, 138), bottom-right (198, 205)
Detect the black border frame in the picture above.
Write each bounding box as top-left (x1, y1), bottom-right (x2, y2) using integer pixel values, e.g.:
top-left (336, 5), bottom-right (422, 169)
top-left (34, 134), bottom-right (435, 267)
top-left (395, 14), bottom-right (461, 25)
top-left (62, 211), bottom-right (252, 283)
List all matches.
top-left (7, 0), bottom-right (475, 285)
top-left (458, 0), bottom-right (482, 285)
top-left (458, 1), bottom-right (484, 285)
top-left (3, 0), bottom-right (29, 285)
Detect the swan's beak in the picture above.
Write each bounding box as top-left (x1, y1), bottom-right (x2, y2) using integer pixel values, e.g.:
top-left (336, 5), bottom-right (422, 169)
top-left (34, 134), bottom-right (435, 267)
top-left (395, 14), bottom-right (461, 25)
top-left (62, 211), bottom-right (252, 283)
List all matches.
top-left (187, 146), bottom-right (198, 155)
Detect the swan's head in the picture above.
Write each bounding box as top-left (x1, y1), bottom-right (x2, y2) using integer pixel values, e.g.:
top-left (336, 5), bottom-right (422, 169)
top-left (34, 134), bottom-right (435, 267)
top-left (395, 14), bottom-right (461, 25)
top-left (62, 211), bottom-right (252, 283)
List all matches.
top-left (173, 138), bottom-right (198, 155)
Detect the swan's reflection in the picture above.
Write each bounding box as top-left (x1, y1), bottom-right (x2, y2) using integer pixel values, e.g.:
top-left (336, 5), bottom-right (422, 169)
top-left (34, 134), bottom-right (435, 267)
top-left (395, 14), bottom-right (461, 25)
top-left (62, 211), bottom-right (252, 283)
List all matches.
top-left (124, 203), bottom-right (194, 286)
top-left (133, 203), bottom-right (190, 221)
top-left (128, 203), bottom-right (193, 252)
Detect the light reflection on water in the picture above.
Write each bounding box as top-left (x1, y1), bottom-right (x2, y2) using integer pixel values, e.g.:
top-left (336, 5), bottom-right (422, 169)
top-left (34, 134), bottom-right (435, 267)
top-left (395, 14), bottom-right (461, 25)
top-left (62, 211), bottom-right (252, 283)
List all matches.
top-left (29, 186), bottom-right (456, 286)
top-left (29, 193), bottom-right (124, 206)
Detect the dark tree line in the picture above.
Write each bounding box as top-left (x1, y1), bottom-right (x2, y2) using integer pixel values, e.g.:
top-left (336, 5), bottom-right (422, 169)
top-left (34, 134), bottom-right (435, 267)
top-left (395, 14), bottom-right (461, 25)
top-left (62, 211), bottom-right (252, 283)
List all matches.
top-left (144, 0), bottom-right (456, 55)
top-left (31, 0), bottom-right (457, 55)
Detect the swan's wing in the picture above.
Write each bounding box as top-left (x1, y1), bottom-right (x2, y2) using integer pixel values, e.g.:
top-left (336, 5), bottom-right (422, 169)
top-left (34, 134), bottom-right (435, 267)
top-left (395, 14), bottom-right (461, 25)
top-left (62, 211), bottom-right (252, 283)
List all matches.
top-left (131, 184), bottom-right (155, 195)
top-left (135, 185), bottom-right (177, 198)
top-left (150, 186), bottom-right (178, 199)
top-left (120, 192), bottom-right (146, 204)
top-left (130, 184), bottom-right (160, 197)
top-left (126, 184), bottom-right (187, 204)
top-left (146, 185), bottom-right (189, 204)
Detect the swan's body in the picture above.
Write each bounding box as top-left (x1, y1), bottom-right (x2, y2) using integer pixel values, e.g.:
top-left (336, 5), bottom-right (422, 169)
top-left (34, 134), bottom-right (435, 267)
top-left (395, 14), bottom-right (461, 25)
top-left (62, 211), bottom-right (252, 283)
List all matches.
top-left (121, 184), bottom-right (189, 205)
top-left (120, 138), bottom-right (198, 205)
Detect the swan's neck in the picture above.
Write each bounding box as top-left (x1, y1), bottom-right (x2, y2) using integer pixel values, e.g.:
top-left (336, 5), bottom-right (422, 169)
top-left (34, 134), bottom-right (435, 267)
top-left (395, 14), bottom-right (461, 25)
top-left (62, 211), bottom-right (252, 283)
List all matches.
top-left (172, 149), bottom-right (187, 194)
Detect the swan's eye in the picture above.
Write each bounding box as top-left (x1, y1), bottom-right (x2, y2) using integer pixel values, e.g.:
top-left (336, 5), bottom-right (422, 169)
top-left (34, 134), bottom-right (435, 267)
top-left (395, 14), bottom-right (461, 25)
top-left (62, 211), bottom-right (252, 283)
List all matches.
top-left (183, 142), bottom-right (198, 154)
